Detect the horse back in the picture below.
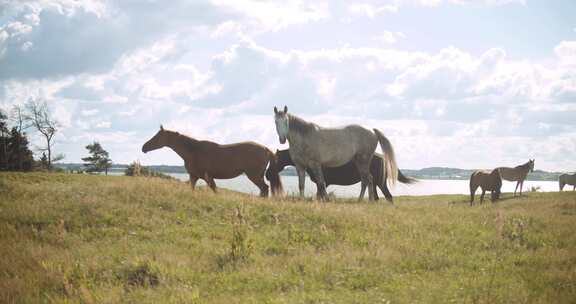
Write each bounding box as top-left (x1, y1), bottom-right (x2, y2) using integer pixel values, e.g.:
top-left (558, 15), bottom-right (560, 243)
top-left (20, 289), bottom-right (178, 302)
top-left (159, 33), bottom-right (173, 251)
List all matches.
top-left (188, 141), bottom-right (270, 178)
top-left (470, 169), bottom-right (501, 190)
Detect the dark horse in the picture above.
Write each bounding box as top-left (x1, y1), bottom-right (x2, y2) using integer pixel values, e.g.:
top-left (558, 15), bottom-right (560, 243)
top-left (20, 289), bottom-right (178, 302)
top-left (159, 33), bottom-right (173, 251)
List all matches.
top-left (142, 126), bottom-right (282, 197)
top-left (266, 149), bottom-right (416, 202)
top-left (469, 168), bottom-right (502, 205)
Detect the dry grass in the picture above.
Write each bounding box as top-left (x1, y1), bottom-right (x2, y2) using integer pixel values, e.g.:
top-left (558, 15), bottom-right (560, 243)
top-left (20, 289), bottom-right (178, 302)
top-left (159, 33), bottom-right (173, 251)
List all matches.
top-left (1, 172), bottom-right (575, 303)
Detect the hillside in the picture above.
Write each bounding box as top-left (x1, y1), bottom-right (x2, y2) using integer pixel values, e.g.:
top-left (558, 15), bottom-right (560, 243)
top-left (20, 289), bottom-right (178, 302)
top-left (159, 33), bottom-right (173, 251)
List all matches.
top-left (1, 173), bottom-right (575, 303)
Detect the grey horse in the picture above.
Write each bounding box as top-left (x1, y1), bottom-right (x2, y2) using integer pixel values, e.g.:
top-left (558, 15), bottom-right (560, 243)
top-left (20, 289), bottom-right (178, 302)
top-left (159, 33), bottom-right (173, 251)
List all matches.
top-left (273, 105), bottom-right (398, 201)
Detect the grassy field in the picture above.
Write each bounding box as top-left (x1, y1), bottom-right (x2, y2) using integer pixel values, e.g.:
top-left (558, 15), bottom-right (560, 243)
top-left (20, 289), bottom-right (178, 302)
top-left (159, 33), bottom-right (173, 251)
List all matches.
top-left (1, 172), bottom-right (575, 303)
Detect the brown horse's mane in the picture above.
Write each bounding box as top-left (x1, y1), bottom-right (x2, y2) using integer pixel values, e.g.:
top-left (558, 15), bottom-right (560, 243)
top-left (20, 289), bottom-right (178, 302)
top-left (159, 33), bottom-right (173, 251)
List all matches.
top-left (165, 129), bottom-right (205, 151)
top-left (288, 114), bottom-right (317, 135)
top-left (515, 160), bottom-right (531, 170)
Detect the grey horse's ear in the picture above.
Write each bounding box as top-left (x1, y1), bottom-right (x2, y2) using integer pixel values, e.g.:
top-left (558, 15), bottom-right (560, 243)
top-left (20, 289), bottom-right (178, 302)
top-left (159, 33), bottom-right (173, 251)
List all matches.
top-left (283, 105), bottom-right (288, 113)
top-left (160, 125), bottom-right (164, 130)
top-left (274, 106), bottom-right (278, 114)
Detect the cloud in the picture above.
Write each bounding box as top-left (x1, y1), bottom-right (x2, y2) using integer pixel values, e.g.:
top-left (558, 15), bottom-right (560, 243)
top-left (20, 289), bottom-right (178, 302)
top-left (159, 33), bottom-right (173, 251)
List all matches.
top-left (373, 31), bottom-right (405, 44)
top-left (0, 2), bottom-right (574, 171)
top-left (212, 0), bottom-right (328, 32)
top-left (0, 0), bottom-right (236, 79)
top-left (347, 3), bottom-right (398, 19)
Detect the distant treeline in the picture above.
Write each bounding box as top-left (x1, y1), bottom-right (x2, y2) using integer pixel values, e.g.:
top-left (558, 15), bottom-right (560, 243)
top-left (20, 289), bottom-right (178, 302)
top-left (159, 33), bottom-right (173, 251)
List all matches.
top-left (54, 163), bottom-right (568, 181)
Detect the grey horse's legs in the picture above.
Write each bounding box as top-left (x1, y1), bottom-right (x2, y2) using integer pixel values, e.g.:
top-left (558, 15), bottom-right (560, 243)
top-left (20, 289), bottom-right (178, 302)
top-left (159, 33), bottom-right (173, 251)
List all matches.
top-left (358, 182), bottom-right (366, 201)
top-left (470, 184), bottom-right (477, 206)
top-left (355, 154), bottom-right (375, 201)
top-left (295, 164), bottom-right (306, 198)
top-left (310, 165), bottom-right (328, 201)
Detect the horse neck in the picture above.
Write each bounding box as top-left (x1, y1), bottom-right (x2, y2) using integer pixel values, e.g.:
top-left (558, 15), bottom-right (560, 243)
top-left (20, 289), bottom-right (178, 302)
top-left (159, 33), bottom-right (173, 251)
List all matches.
top-left (278, 151), bottom-right (294, 168)
top-left (287, 130), bottom-right (306, 149)
top-left (164, 133), bottom-right (198, 160)
top-left (518, 162), bottom-right (531, 174)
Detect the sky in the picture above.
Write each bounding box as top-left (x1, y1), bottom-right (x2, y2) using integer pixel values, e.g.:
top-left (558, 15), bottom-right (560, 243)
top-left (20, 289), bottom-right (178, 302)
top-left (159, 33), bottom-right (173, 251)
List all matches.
top-left (0, 0), bottom-right (575, 171)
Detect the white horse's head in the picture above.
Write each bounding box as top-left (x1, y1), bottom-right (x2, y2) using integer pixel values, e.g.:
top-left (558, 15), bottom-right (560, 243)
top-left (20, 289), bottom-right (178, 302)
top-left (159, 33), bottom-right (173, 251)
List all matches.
top-left (274, 105), bottom-right (289, 144)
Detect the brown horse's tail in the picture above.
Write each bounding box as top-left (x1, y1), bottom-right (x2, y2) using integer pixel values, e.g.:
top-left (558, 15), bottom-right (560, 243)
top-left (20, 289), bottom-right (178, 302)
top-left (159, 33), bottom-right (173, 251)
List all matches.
top-left (265, 150), bottom-right (283, 196)
top-left (373, 128), bottom-right (398, 186)
top-left (397, 169), bottom-right (417, 184)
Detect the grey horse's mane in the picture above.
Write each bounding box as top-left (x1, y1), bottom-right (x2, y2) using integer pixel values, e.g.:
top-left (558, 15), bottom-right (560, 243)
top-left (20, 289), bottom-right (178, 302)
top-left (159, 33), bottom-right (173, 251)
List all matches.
top-left (288, 114), bottom-right (317, 135)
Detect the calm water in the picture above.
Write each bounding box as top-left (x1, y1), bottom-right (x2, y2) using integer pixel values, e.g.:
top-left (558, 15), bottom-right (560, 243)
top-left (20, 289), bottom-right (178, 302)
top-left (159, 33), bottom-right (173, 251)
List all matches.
top-left (167, 173), bottom-right (561, 197)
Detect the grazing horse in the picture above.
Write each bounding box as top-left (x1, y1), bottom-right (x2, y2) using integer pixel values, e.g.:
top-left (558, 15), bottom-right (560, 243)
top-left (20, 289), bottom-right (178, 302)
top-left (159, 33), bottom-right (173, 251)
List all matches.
top-left (273, 106), bottom-right (398, 201)
top-left (266, 149), bottom-right (416, 202)
top-left (142, 126), bottom-right (282, 197)
top-left (497, 159), bottom-right (534, 196)
top-left (469, 168), bottom-right (502, 205)
top-left (559, 173), bottom-right (576, 191)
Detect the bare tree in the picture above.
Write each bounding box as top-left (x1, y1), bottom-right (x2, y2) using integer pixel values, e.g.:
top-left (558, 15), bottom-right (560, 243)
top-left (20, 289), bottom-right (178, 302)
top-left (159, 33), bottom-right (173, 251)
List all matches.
top-left (24, 99), bottom-right (60, 169)
top-left (11, 104), bottom-right (29, 133)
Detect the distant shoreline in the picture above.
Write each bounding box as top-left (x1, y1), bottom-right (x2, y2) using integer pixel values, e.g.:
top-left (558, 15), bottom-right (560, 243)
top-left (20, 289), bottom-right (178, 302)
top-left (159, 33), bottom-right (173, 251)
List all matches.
top-left (54, 163), bottom-right (569, 181)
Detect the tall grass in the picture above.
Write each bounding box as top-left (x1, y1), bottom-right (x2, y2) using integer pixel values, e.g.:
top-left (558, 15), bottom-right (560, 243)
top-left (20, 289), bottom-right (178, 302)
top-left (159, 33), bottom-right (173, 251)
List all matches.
top-left (1, 172), bottom-right (575, 303)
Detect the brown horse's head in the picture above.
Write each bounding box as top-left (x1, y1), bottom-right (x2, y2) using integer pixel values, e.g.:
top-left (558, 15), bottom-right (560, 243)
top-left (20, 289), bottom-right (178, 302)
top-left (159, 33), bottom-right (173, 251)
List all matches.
top-left (529, 159), bottom-right (535, 172)
top-left (142, 125), bottom-right (168, 153)
top-left (274, 105), bottom-right (289, 144)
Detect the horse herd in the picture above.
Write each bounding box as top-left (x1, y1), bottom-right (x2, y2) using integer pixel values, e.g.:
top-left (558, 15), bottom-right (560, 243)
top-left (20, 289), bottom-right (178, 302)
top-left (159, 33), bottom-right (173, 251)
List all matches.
top-left (141, 106), bottom-right (576, 205)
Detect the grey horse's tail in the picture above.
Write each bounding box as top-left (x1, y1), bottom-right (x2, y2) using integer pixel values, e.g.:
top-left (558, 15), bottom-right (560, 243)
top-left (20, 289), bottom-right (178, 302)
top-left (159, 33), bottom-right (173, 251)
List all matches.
top-left (373, 128), bottom-right (398, 186)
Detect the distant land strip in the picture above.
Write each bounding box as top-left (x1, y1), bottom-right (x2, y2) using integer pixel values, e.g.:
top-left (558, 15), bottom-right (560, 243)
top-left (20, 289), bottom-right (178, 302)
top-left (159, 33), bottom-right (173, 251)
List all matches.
top-left (54, 163), bottom-right (569, 181)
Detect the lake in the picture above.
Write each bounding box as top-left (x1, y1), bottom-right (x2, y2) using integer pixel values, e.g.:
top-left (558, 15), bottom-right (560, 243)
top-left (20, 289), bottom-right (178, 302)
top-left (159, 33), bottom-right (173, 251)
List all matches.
top-left (166, 173), bottom-right (561, 198)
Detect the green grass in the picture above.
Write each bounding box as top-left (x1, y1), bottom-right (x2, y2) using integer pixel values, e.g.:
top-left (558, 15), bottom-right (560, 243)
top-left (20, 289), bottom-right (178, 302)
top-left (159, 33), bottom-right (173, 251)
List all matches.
top-left (1, 172), bottom-right (575, 303)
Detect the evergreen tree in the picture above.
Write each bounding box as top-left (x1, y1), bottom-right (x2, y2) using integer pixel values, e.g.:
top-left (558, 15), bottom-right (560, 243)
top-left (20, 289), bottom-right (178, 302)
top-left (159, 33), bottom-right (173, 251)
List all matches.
top-left (0, 110), bottom-right (8, 170)
top-left (7, 127), bottom-right (34, 171)
top-left (82, 142), bottom-right (112, 175)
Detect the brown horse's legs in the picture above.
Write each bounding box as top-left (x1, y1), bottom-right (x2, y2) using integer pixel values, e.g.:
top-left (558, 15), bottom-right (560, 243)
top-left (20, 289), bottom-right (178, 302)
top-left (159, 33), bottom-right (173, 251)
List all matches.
top-left (246, 172), bottom-right (269, 197)
top-left (480, 189), bottom-right (486, 204)
top-left (514, 181), bottom-right (519, 197)
top-left (189, 175), bottom-right (198, 191)
top-left (204, 174), bottom-right (217, 193)
top-left (519, 180), bottom-right (523, 196)
top-left (378, 182), bottom-right (392, 203)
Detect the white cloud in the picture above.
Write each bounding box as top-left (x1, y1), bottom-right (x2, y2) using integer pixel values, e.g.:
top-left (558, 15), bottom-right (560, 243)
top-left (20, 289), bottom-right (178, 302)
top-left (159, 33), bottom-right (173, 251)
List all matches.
top-left (212, 0), bottom-right (328, 32)
top-left (347, 3), bottom-right (398, 19)
top-left (373, 31), bottom-right (405, 44)
top-left (0, 2), bottom-right (574, 170)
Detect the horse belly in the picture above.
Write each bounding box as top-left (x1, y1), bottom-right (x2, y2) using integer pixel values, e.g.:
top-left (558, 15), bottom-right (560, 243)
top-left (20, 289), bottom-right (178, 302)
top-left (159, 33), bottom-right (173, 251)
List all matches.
top-left (323, 164), bottom-right (361, 186)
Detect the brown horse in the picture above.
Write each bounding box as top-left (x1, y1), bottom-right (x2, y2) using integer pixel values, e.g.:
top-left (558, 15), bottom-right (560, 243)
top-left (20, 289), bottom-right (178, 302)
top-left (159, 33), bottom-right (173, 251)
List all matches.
top-left (266, 149), bottom-right (416, 202)
top-left (142, 126), bottom-right (282, 197)
top-left (559, 173), bottom-right (576, 191)
top-left (497, 159), bottom-right (534, 197)
top-left (470, 168), bottom-right (502, 205)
